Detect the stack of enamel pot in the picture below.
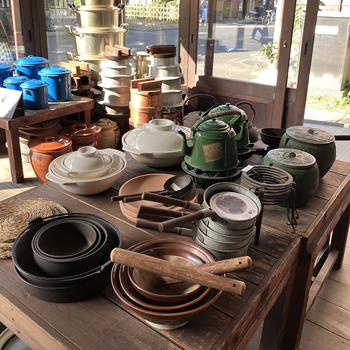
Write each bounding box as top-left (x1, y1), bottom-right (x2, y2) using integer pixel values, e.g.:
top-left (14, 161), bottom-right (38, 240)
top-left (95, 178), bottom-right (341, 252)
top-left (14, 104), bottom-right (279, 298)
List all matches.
top-left (147, 45), bottom-right (183, 123)
top-left (129, 78), bottom-right (162, 129)
top-left (65, 0), bottom-right (127, 84)
top-left (97, 45), bottom-right (134, 136)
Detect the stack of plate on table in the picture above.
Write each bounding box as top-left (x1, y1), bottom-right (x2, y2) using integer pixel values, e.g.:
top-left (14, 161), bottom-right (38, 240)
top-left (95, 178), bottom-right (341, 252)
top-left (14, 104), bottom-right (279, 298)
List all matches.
top-left (118, 173), bottom-right (197, 223)
top-left (0, 199), bottom-right (67, 260)
top-left (193, 183), bottom-right (262, 259)
top-left (147, 45), bottom-right (183, 121)
top-left (111, 238), bottom-right (221, 330)
top-left (97, 47), bottom-right (135, 118)
top-left (122, 119), bottom-right (188, 167)
top-left (12, 213), bottom-right (121, 302)
top-left (46, 146), bottom-right (126, 195)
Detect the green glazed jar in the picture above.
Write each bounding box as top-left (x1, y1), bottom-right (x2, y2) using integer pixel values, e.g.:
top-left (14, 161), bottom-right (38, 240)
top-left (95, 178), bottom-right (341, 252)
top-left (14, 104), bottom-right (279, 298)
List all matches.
top-left (279, 126), bottom-right (336, 178)
top-left (263, 148), bottom-right (319, 207)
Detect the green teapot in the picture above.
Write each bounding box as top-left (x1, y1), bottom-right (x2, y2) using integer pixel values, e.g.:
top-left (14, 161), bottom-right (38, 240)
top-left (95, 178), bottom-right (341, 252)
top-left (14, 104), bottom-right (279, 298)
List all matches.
top-left (208, 102), bottom-right (251, 150)
top-left (179, 108), bottom-right (240, 172)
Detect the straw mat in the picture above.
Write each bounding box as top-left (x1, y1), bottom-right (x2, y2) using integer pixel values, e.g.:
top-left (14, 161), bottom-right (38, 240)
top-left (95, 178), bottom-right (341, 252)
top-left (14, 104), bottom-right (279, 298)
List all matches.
top-left (0, 199), bottom-right (67, 259)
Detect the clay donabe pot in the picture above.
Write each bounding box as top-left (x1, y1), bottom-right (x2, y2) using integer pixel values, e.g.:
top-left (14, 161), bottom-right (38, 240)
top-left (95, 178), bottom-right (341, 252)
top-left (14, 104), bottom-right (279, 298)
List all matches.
top-left (29, 136), bottom-right (72, 183)
top-left (63, 123), bottom-right (102, 150)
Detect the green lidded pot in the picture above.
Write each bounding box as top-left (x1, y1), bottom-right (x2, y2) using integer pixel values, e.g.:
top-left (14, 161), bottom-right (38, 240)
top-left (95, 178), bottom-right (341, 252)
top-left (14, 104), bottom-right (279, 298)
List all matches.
top-left (279, 126), bottom-right (336, 178)
top-left (180, 113), bottom-right (238, 172)
top-left (263, 148), bottom-right (319, 207)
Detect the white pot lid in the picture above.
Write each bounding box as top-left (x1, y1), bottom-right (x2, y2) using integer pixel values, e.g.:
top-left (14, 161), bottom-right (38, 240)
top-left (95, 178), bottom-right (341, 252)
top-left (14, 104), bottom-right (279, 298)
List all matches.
top-left (122, 119), bottom-right (184, 158)
top-left (62, 146), bottom-right (113, 173)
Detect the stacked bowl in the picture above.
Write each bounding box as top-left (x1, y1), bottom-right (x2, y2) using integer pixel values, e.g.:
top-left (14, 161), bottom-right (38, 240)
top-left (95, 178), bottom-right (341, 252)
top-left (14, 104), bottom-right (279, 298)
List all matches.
top-left (65, 0), bottom-right (127, 83)
top-left (46, 146), bottom-right (127, 195)
top-left (111, 238), bottom-right (222, 330)
top-left (12, 213), bottom-right (122, 302)
top-left (122, 119), bottom-right (185, 167)
top-left (193, 183), bottom-right (261, 259)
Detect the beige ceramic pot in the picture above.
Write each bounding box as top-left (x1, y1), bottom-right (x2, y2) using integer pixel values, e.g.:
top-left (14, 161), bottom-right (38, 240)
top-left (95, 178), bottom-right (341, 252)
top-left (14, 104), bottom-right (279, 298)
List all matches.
top-left (95, 118), bottom-right (120, 149)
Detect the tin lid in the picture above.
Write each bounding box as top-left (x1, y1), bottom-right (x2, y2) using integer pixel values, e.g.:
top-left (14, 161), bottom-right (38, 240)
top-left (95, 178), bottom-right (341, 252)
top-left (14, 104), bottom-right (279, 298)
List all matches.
top-left (210, 191), bottom-right (259, 221)
top-left (0, 63), bottom-right (11, 71)
top-left (266, 148), bottom-right (316, 168)
top-left (15, 55), bottom-right (48, 67)
top-left (198, 119), bottom-right (230, 132)
top-left (3, 75), bottom-right (29, 84)
top-left (20, 79), bottom-right (47, 89)
top-left (286, 126), bottom-right (335, 145)
top-left (30, 136), bottom-right (72, 153)
top-left (39, 66), bottom-right (70, 76)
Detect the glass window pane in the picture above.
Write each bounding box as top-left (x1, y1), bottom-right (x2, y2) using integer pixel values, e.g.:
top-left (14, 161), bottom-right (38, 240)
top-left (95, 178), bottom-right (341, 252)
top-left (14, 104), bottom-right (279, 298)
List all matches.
top-left (125, 1), bottom-right (179, 53)
top-left (198, 0), bottom-right (282, 85)
top-left (0, 0), bottom-right (25, 62)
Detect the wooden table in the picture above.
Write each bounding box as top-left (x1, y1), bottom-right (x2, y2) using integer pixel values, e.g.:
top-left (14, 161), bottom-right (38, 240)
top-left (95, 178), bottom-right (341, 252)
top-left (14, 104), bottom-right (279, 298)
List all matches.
top-left (0, 185), bottom-right (300, 350)
top-left (0, 96), bottom-right (94, 183)
top-left (244, 157), bottom-right (350, 349)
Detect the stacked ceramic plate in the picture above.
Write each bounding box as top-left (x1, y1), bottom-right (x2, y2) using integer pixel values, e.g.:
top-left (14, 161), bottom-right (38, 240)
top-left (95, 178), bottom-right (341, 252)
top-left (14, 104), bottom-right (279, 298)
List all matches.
top-left (193, 183), bottom-right (262, 259)
top-left (118, 173), bottom-right (197, 223)
top-left (122, 119), bottom-right (187, 167)
top-left (46, 146), bottom-right (126, 195)
top-left (12, 213), bottom-right (121, 302)
top-left (111, 238), bottom-right (221, 330)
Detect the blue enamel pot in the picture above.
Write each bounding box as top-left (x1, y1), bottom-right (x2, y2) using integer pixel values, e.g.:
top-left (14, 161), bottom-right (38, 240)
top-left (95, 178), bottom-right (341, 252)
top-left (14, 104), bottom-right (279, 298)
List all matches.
top-left (39, 66), bottom-right (71, 101)
top-left (20, 80), bottom-right (49, 110)
top-left (14, 55), bottom-right (49, 79)
top-left (0, 63), bottom-right (13, 86)
top-left (3, 75), bottom-right (29, 90)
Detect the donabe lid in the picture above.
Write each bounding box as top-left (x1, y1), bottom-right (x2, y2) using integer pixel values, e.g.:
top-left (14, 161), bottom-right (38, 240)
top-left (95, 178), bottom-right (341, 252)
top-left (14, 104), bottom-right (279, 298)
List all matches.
top-left (198, 119), bottom-right (230, 132)
top-left (0, 63), bottom-right (11, 71)
top-left (30, 136), bottom-right (72, 153)
top-left (39, 66), bottom-right (70, 76)
top-left (267, 148), bottom-right (316, 168)
top-left (286, 126), bottom-right (335, 145)
top-left (4, 75), bottom-right (29, 84)
top-left (20, 79), bottom-right (48, 89)
top-left (15, 55), bottom-right (48, 67)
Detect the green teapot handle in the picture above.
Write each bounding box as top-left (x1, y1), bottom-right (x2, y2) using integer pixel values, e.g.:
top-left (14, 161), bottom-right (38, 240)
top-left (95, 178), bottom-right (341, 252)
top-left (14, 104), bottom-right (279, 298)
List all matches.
top-left (192, 107), bottom-right (245, 131)
top-left (235, 101), bottom-right (255, 122)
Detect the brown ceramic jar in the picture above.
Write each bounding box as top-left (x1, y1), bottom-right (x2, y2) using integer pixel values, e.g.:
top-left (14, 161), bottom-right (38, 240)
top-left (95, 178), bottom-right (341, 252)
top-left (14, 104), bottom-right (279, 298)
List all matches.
top-left (63, 123), bottom-right (102, 150)
top-left (29, 136), bottom-right (73, 183)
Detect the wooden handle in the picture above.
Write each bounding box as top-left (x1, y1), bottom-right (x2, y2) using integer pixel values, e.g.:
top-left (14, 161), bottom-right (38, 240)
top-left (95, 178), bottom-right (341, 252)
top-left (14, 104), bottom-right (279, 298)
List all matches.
top-left (137, 205), bottom-right (186, 218)
top-left (111, 190), bottom-right (162, 202)
top-left (141, 192), bottom-right (201, 211)
top-left (135, 219), bottom-right (160, 231)
top-left (158, 209), bottom-right (215, 232)
top-left (110, 248), bottom-right (246, 296)
top-left (198, 256), bottom-right (253, 274)
top-left (136, 213), bottom-right (173, 222)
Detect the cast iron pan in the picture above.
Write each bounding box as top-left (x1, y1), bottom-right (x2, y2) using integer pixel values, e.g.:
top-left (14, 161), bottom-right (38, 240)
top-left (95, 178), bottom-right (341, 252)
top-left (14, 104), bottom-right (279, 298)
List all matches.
top-left (12, 213), bottom-right (122, 302)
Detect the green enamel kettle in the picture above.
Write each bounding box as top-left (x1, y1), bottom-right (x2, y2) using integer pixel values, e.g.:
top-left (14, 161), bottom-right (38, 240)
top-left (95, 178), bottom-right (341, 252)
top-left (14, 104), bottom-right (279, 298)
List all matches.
top-left (179, 107), bottom-right (241, 172)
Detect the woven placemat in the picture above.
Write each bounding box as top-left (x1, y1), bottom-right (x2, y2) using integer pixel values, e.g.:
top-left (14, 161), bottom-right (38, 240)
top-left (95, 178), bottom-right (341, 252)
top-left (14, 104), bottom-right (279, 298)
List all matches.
top-left (0, 199), bottom-right (67, 259)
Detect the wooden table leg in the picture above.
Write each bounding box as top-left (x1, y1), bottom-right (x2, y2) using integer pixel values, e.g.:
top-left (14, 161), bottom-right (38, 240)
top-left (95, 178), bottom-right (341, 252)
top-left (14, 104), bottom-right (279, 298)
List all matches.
top-left (83, 109), bottom-right (91, 124)
top-left (331, 204), bottom-right (350, 269)
top-left (280, 251), bottom-right (314, 350)
top-left (5, 128), bottom-right (24, 183)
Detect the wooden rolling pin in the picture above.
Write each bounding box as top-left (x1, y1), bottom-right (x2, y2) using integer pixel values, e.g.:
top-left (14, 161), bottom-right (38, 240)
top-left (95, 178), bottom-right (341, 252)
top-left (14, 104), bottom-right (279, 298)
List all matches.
top-left (163, 256), bottom-right (253, 285)
top-left (110, 248), bottom-right (246, 296)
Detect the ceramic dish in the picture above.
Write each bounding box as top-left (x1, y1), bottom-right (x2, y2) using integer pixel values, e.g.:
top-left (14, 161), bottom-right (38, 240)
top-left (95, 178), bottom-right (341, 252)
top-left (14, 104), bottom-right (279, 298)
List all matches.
top-left (162, 90), bottom-right (183, 107)
top-left (101, 66), bottom-right (132, 77)
top-left (155, 65), bottom-right (181, 78)
top-left (100, 75), bottom-right (132, 88)
top-left (158, 77), bottom-right (182, 91)
top-left (101, 87), bottom-right (131, 106)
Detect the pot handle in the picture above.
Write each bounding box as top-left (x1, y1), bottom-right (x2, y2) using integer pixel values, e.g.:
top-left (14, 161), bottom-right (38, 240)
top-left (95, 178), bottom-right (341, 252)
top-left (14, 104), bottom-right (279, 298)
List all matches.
top-left (235, 101), bottom-right (256, 123)
top-left (24, 89), bottom-right (34, 97)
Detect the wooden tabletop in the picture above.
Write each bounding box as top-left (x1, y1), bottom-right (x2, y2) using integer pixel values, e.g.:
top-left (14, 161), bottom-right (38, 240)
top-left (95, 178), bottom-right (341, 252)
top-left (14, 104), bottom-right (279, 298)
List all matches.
top-left (0, 96), bottom-right (94, 130)
top-left (0, 185), bottom-right (300, 350)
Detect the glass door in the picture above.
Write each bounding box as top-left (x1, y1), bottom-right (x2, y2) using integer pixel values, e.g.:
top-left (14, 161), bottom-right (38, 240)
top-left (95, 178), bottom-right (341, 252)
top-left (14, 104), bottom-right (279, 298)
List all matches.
top-left (0, 0), bottom-right (25, 62)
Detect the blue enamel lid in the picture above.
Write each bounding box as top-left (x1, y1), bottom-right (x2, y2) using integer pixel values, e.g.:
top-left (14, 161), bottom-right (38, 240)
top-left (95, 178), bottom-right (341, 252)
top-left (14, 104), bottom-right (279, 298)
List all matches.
top-left (14, 55), bottom-right (48, 67)
top-left (4, 75), bottom-right (29, 84)
top-left (0, 63), bottom-right (12, 71)
top-left (39, 66), bottom-right (70, 76)
top-left (20, 79), bottom-right (48, 89)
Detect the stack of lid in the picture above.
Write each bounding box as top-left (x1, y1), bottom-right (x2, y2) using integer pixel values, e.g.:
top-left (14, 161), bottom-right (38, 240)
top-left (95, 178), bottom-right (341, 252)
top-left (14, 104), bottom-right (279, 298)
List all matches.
top-left (147, 45), bottom-right (183, 122)
top-left (129, 78), bottom-right (162, 129)
top-left (65, 0), bottom-right (127, 83)
top-left (97, 45), bottom-right (134, 134)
